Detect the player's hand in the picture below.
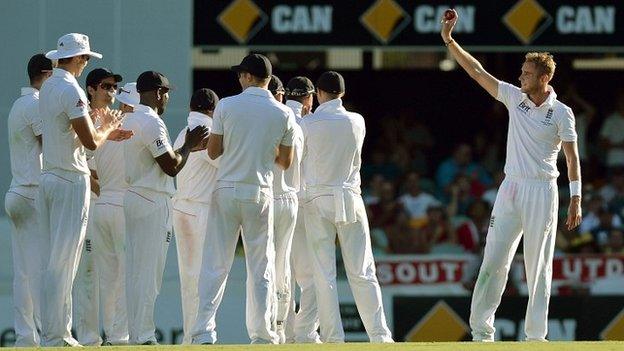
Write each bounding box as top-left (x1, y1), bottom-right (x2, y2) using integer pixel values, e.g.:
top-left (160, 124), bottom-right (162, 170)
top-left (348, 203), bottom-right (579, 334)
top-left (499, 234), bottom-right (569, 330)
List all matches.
top-left (95, 108), bottom-right (124, 129)
top-left (440, 9), bottom-right (458, 43)
top-left (565, 196), bottom-right (582, 230)
top-left (191, 136), bottom-right (209, 152)
top-left (107, 128), bottom-right (133, 141)
top-left (184, 125), bottom-right (210, 151)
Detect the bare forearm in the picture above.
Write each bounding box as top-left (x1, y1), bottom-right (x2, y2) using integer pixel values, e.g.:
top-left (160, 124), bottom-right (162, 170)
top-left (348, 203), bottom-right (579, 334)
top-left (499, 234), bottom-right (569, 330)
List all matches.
top-left (447, 41), bottom-right (486, 80)
top-left (567, 156), bottom-right (581, 182)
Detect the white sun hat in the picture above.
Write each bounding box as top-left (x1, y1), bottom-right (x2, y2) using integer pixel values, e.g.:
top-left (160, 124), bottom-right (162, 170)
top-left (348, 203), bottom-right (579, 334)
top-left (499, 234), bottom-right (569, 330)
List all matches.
top-left (45, 33), bottom-right (103, 60)
top-left (116, 82), bottom-right (140, 107)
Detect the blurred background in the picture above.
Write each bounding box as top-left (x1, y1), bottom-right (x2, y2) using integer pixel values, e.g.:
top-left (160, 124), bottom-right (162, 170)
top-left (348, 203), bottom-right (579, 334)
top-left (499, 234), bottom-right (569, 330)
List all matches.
top-left (0, 0), bottom-right (623, 345)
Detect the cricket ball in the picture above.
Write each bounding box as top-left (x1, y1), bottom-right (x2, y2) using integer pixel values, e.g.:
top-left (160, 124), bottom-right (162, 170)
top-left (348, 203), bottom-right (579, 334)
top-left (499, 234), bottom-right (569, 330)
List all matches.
top-left (444, 9), bottom-right (456, 21)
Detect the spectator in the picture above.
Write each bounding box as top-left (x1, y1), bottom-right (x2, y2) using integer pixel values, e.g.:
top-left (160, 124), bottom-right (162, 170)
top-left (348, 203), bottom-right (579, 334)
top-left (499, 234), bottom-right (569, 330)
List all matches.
top-left (455, 200), bottom-right (491, 253)
top-left (600, 170), bottom-right (624, 220)
top-left (435, 143), bottom-right (492, 194)
top-left (421, 205), bottom-right (456, 246)
top-left (561, 84), bottom-right (596, 164)
top-left (398, 172), bottom-right (441, 221)
top-left (385, 210), bottom-right (431, 254)
top-left (362, 174), bottom-right (385, 205)
top-left (482, 170), bottom-right (505, 207)
top-left (361, 149), bottom-right (400, 182)
top-left (368, 181), bottom-right (404, 232)
top-left (447, 174), bottom-right (477, 216)
top-left (591, 209), bottom-right (622, 249)
top-left (604, 228), bottom-right (624, 254)
top-left (600, 91), bottom-right (624, 171)
top-left (579, 195), bottom-right (620, 234)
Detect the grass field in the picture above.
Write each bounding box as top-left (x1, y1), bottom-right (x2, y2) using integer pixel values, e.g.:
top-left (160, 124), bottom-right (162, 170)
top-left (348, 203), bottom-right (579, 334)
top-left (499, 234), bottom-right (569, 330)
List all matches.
top-left (6, 342), bottom-right (624, 351)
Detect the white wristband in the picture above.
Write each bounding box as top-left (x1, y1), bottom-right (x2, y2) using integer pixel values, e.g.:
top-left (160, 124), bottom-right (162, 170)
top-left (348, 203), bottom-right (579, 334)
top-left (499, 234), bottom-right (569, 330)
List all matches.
top-left (569, 180), bottom-right (581, 198)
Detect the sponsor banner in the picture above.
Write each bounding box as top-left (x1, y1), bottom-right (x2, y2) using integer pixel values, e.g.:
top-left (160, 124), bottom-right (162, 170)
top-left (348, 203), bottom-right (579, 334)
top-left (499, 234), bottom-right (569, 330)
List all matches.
top-left (393, 296), bottom-right (624, 342)
top-left (194, 0), bottom-right (624, 51)
top-left (375, 254), bottom-right (478, 286)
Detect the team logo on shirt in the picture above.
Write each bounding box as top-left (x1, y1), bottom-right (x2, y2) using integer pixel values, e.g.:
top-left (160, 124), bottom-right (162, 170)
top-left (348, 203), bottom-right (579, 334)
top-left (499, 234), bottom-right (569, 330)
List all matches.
top-left (489, 216), bottom-right (496, 228)
top-left (155, 139), bottom-right (165, 150)
top-left (541, 108), bottom-right (554, 126)
top-left (166, 231), bottom-right (172, 243)
top-left (76, 99), bottom-right (85, 108)
top-left (517, 101), bottom-right (530, 114)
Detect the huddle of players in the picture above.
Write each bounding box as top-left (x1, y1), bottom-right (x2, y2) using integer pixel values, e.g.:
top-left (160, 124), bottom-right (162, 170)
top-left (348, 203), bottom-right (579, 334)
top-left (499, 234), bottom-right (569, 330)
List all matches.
top-left (6, 32), bottom-right (393, 346)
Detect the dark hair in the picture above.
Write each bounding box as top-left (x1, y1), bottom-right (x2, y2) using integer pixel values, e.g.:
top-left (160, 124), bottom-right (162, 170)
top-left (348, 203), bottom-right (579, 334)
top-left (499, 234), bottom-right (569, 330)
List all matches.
top-left (287, 95), bottom-right (308, 104)
top-left (58, 57), bottom-right (72, 65)
top-left (27, 54), bottom-right (52, 83)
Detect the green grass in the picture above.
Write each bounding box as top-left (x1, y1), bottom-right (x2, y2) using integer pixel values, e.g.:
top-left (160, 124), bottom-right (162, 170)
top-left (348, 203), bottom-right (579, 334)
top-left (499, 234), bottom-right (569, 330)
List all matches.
top-left (4, 342), bottom-right (624, 351)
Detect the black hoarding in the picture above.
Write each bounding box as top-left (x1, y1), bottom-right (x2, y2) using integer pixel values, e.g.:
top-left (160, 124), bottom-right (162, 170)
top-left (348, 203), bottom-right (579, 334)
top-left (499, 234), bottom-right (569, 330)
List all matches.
top-left (393, 296), bottom-right (624, 341)
top-left (194, 0), bottom-right (624, 52)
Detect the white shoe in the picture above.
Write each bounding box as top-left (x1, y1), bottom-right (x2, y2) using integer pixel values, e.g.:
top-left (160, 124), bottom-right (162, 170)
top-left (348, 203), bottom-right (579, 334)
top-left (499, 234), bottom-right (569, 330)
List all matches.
top-left (276, 322), bottom-right (286, 344)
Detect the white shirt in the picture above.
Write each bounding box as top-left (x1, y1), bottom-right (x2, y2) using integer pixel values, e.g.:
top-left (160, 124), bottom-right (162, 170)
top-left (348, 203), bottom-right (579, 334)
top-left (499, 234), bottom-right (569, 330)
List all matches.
top-left (173, 111), bottom-right (219, 204)
top-left (39, 68), bottom-right (91, 175)
top-left (399, 192), bottom-right (441, 219)
top-left (90, 138), bottom-right (127, 205)
top-left (301, 98), bottom-right (365, 192)
top-left (599, 112), bottom-right (624, 167)
top-left (212, 87), bottom-right (296, 190)
top-left (8, 87), bottom-right (43, 195)
top-left (123, 104), bottom-right (175, 196)
top-left (274, 101), bottom-right (304, 196)
top-left (497, 82), bottom-right (577, 180)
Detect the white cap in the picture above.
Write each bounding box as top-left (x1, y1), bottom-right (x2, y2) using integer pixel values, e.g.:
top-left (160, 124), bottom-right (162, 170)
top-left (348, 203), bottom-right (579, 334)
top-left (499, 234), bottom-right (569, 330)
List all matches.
top-left (116, 82), bottom-right (140, 107)
top-left (45, 33), bottom-right (103, 60)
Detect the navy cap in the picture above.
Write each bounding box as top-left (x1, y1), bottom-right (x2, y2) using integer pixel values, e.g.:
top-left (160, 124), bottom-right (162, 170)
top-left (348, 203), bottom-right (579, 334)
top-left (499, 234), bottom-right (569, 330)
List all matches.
top-left (231, 54), bottom-right (272, 79)
top-left (190, 88), bottom-right (219, 111)
top-left (268, 75), bottom-right (285, 95)
top-left (316, 71), bottom-right (345, 94)
top-left (286, 76), bottom-right (315, 97)
top-left (136, 71), bottom-right (171, 93)
top-left (86, 68), bottom-right (122, 88)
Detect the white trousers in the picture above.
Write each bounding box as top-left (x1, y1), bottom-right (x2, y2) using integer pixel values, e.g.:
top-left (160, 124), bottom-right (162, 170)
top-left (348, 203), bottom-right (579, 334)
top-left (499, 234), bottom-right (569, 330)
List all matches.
top-left (285, 204), bottom-right (321, 343)
top-left (173, 200), bottom-right (210, 344)
top-left (74, 199), bottom-right (102, 346)
top-left (124, 190), bottom-right (172, 344)
top-left (303, 194), bottom-right (392, 343)
top-left (92, 197), bottom-right (128, 344)
top-left (37, 171), bottom-right (90, 347)
top-left (5, 188), bottom-right (43, 346)
top-left (470, 176), bottom-right (558, 342)
top-left (193, 185), bottom-right (278, 344)
top-left (273, 194), bottom-right (297, 325)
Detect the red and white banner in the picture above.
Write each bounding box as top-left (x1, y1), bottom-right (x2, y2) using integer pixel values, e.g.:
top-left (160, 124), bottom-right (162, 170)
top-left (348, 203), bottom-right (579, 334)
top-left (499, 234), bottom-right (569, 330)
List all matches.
top-left (375, 255), bottom-right (478, 286)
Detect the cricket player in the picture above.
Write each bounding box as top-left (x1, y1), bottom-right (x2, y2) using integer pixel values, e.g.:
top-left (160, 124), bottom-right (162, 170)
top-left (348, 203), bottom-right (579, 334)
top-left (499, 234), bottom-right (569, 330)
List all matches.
top-left (192, 54), bottom-right (296, 345)
top-left (38, 33), bottom-right (131, 347)
top-left (268, 74), bottom-right (285, 103)
top-left (89, 72), bottom-right (137, 346)
top-left (123, 71), bottom-right (208, 345)
top-left (270, 76), bottom-right (305, 344)
top-left (6, 53), bottom-right (52, 347)
top-left (172, 88), bottom-right (220, 344)
top-left (74, 67), bottom-right (123, 346)
top-left (300, 71), bottom-right (393, 343)
top-left (282, 76), bottom-right (321, 343)
top-left (116, 82), bottom-right (140, 113)
top-left (441, 11), bottom-right (582, 341)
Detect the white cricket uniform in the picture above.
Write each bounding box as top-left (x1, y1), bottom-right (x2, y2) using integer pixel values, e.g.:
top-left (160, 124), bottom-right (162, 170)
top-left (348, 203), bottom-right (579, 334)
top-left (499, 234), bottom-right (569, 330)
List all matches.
top-left (192, 87), bottom-right (296, 344)
top-left (5, 87), bottom-right (44, 346)
top-left (123, 104), bottom-right (175, 344)
top-left (91, 138), bottom-right (130, 344)
top-left (172, 111), bottom-right (219, 344)
top-left (37, 68), bottom-right (92, 347)
top-left (272, 101), bottom-right (303, 331)
top-left (300, 98), bottom-right (393, 343)
top-left (283, 100), bottom-right (320, 343)
top-left (470, 82), bottom-right (577, 342)
top-left (74, 189), bottom-right (102, 346)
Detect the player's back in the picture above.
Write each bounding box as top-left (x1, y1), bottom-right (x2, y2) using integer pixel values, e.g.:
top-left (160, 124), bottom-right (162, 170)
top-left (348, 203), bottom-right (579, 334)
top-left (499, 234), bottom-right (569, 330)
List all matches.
top-left (301, 99), bottom-right (365, 191)
top-left (215, 87), bottom-right (295, 189)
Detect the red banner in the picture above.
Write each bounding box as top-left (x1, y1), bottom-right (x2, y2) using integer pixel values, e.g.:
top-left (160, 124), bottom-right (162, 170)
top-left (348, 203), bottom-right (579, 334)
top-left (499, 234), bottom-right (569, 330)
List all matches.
top-left (376, 256), bottom-right (476, 286)
top-left (552, 255), bottom-right (624, 282)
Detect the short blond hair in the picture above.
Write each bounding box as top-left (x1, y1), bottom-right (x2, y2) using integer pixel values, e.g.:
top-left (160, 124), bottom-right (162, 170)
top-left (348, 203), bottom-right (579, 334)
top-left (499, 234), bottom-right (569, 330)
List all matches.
top-left (525, 52), bottom-right (556, 80)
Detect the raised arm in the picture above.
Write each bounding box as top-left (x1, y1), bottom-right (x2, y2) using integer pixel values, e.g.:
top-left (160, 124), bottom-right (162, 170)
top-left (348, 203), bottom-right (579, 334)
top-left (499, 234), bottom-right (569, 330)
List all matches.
top-left (72, 109), bottom-right (132, 150)
top-left (441, 9), bottom-right (499, 99)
